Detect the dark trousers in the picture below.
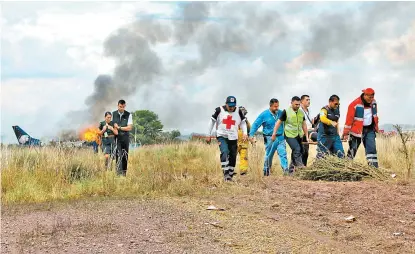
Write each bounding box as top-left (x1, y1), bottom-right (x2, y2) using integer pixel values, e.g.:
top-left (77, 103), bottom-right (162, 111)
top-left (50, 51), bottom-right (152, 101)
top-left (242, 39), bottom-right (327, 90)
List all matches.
top-left (115, 134), bottom-right (130, 176)
top-left (217, 136), bottom-right (238, 178)
top-left (347, 128), bottom-right (378, 168)
top-left (287, 136), bottom-right (304, 173)
top-left (301, 135), bottom-right (309, 166)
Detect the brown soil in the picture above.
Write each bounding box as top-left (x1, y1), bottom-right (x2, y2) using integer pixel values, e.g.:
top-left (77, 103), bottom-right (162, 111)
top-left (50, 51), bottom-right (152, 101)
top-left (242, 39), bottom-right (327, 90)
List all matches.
top-left (2, 177), bottom-right (415, 254)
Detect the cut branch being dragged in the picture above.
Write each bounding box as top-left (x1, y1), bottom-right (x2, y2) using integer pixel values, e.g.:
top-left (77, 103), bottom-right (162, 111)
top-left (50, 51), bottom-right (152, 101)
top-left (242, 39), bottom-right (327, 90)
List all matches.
top-left (295, 155), bottom-right (390, 182)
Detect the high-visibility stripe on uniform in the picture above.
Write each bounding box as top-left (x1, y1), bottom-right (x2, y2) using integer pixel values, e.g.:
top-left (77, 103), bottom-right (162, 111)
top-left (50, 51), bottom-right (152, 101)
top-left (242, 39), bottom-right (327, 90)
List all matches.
top-left (343, 96), bottom-right (378, 137)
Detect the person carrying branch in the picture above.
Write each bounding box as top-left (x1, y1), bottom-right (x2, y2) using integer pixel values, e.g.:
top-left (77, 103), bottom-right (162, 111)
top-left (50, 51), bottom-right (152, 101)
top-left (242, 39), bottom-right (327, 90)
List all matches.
top-left (299, 95), bottom-right (314, 166)
top-left (272, 96), bottom-right (309, 174)
top-left (342, 88), bottom-right (379, 168)
top-left (249, 98), bottom-right (288, 176)
top-left (316, 95), bottom-right (345, 159)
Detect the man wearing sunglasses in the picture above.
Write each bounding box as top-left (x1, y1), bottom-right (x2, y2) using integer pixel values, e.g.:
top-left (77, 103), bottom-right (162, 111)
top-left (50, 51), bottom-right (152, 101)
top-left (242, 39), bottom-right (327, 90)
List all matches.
top-left (316, 95), bottom-right (345, 159)
top-left (208, 96), bottom-right (248, 181)
top-left (342, 88), bottom-right (379, 168)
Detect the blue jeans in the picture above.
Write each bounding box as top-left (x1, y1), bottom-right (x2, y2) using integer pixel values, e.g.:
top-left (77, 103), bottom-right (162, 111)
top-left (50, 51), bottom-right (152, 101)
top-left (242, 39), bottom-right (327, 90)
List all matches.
top-left (316, 134), bottom-right (345, 159)
top-left (263, 136), bottom-right (288, 175)
top-left (347, 128), bottom-right (378, 168)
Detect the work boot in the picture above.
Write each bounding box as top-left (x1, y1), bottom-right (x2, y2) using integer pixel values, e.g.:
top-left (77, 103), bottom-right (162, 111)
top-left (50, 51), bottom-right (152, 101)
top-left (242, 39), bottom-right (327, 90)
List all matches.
top-left (224, 174), bottom-right (233, 182)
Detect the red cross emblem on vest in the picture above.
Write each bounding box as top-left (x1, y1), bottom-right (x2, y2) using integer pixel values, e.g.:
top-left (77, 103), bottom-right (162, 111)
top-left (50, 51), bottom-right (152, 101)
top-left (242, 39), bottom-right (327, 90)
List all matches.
top-left (222, 115), bottom-right (236, 129)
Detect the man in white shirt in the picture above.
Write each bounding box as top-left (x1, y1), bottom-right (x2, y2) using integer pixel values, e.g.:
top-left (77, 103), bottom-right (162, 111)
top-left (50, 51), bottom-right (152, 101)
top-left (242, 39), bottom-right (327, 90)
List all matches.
top-left (208, 96), bottom-right (248, 181)
top-left (113, 99), bottom-right (133, 176)
top-left (299, 95), bottom-right (314, 166)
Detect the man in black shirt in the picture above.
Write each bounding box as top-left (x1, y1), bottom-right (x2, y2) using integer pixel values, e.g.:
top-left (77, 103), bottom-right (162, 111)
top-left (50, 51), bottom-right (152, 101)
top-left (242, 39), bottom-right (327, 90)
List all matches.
top-left (112, 99), bottom-right (133, 176)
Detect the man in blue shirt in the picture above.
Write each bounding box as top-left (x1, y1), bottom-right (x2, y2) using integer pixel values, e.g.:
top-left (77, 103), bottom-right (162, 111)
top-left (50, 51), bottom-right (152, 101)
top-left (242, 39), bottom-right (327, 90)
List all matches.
top-left (249, 98), bottom-right (288, 176)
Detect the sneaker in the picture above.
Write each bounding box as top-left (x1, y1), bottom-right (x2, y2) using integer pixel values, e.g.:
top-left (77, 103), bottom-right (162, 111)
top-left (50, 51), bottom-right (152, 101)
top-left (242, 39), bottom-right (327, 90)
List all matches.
top-left (240, 171), bottom-right (247, 175)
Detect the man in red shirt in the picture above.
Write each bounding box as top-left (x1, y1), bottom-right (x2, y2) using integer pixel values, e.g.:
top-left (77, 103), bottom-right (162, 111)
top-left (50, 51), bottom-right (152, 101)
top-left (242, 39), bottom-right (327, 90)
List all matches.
top-left (342, 88), bottom-right (379, 168)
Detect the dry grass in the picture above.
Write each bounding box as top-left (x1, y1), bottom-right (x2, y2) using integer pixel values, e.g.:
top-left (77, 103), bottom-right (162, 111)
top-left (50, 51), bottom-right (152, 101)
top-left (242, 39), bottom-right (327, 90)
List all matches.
top-left (1, 136), bottom-right (414, 205)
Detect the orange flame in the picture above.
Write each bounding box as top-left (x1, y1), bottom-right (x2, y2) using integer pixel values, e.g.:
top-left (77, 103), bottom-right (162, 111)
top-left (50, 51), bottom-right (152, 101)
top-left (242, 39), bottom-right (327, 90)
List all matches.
top-left (79, 126), bottom-right (101, 144)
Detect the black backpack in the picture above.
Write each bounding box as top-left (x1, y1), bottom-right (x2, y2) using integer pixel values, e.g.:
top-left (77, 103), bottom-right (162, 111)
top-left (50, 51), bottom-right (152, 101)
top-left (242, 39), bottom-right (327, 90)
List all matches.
top-left (312, 114), bottom-right (320, 130)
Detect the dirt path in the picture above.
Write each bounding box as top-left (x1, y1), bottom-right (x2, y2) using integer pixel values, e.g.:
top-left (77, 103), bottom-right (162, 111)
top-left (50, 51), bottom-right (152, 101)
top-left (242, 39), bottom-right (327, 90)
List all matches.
top-left (1, 199), bottom-right (234, 254)
top-left (200, 177), bottom-right (415, 253)
top-left (2, 178), bottom-right (415, 253)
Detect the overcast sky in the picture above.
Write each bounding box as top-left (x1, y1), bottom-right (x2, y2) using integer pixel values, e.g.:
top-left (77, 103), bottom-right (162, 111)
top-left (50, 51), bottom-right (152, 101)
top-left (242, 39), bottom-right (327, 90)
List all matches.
top-left (1, 2), bottom-right (415, 144)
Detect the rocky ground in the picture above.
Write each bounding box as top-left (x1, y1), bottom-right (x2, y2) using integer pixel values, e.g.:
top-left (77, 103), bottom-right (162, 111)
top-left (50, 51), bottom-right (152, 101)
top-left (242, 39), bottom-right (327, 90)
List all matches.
top-left (2, 177), bottom-right (415, 253)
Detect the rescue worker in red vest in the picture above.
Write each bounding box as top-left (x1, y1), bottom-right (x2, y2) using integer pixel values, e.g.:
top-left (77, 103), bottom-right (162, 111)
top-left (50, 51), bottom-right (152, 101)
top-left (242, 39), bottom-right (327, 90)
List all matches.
top-left (316, 95), bottom-right (345, 159)
top-left (208, 96), bottom-right (248, 181)
top-left (272, 96), bottom-right (309, 174)
top-left (237, 106), bottom-right (251, 175)
top-left (342, 88), bottom-right (379, 168)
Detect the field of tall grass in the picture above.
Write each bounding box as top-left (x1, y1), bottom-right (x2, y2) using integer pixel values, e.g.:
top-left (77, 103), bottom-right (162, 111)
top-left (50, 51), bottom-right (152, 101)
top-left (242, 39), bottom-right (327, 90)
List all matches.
top-left (1, 136), bottom-right (414, 205)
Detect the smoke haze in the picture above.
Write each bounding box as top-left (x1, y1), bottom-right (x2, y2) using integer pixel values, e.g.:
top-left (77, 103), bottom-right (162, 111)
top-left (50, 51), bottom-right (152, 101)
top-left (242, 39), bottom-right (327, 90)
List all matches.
top-left (60, 2), bottom-right (415, 136)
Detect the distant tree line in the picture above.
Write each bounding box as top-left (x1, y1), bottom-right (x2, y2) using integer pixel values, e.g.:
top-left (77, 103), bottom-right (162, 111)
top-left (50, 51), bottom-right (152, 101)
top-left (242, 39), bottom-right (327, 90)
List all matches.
top-left (130, 110), bottom-right (181, 145)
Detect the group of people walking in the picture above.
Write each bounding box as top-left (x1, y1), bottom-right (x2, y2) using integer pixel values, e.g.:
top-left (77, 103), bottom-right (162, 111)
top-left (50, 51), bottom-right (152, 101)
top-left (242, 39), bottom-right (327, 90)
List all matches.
top-left (208, 88), bottom-right (379, 181)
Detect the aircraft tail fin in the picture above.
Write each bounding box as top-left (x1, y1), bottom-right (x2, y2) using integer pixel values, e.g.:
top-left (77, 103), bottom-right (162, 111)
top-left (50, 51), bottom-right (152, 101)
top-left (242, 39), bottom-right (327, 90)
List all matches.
top-left (12, 125), bottom-right (41, 146)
